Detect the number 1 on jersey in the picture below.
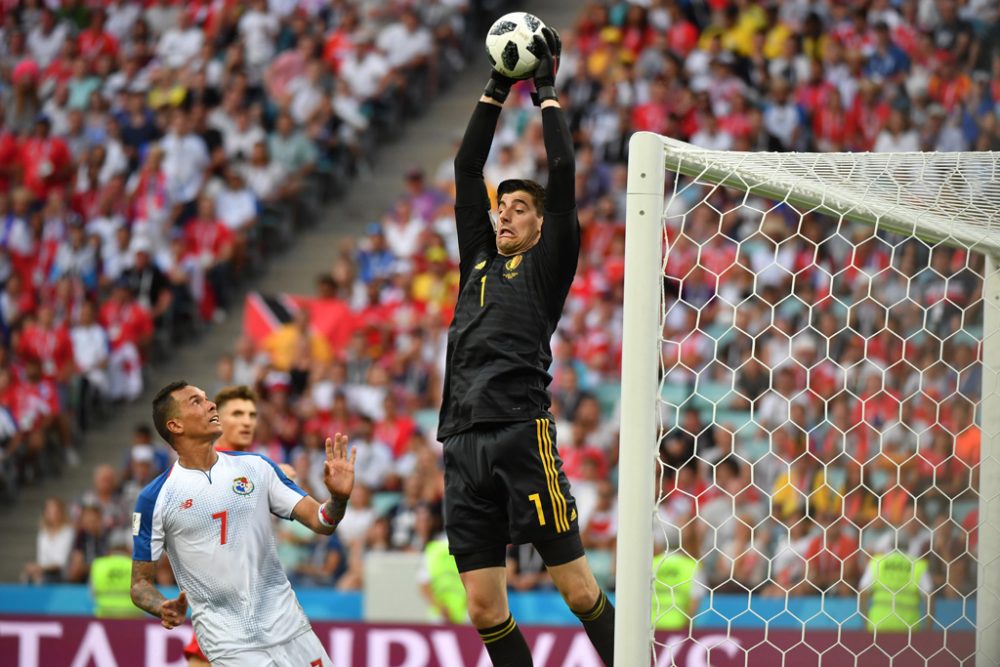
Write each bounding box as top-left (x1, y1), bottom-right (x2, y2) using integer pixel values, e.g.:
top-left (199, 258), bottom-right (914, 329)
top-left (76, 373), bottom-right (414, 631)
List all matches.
top-left (480, 275), bottom-right (487, 307)
top-left (212, 510), bottom-right (228, 545)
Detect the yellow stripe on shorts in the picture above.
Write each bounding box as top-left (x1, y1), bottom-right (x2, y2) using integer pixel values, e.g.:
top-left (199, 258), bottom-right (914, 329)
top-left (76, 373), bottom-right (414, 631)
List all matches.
top-left (536, 418), bottom-right (568, 533)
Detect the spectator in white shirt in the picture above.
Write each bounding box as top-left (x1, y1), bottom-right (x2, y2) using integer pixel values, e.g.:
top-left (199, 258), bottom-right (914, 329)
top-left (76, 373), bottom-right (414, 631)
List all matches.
top-left (103, 226), bottom-right (136, 285)
top-left (381, 198), bottom-right (424, 260)
top-left (215, 168), bottom-right (258, 272)
top-left (223, 106), bottom-right (266, 161)
top-left (50, 223), bottom-right (98, 286)
top-left (143, 0), bottom-right (181, 37)
top-left (70, 300), bottom-right (110, 397)
top-left (27, 9), bottom-right (67, 68)
top-left (85, 196), bottom-right (126, 263)
top-left (239, 0), bottom-right (280, 78)
top-left (763, 79), bottom-right (804, 151)
top-left (690, 112), bottom-right (734, 151)
top-left (376, 8), bottom-right (433, 70)
top-left (286, 59), bottom-right (328, 126)
top-left (241, 141), bottom-right (292, 204)
top-left (874, 108), bottom-right (920, 152)
top-left (215, 168), bottom-right (258, 234)
top-left (160, 109), bottom-right (209, 221)
top-left (350, 415), bottom-right (394, 490)
top-left (156, 11), bottom-right (204, 70)
top-left (106, 0), bottom-right (141, 42)
top-left (22, 498), bottom-right (76, 584)
top-left (339, 31), bottom-right (394, 103)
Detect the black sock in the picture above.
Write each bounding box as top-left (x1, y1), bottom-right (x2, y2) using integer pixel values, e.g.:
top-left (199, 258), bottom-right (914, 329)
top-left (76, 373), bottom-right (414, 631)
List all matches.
top-left (574, 591), bottom-right (615, 666)
top-left (477, 614), bottom-right (533, 666)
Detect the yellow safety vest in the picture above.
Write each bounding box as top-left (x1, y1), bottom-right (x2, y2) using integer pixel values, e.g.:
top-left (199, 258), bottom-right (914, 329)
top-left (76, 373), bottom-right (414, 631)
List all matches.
top-left (425, 539), bottom-right (467, 624)
top-left (867, 552), bottom-right (927, 632)
top-left (91, 553), bottom-right (142, 618)
top-left (652, 553), bottom-right (699, 630)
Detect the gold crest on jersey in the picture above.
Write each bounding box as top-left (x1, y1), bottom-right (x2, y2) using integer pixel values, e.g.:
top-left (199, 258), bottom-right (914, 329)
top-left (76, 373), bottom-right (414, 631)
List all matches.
top-left (504, 255), bottom-right (522, 279)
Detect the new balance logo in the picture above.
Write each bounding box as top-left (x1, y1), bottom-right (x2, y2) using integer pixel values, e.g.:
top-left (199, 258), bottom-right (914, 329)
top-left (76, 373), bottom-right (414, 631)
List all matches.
top-left (179, 498), bottom-right (193, 510)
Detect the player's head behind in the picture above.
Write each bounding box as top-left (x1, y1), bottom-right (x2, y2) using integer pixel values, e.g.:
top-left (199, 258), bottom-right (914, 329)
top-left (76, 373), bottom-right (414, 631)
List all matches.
top-left (213, 385), bottom-right (259, 451)
top-left (152, 380), bottom-right (222, 450)
top-left (495, 178), bottom-right (546, 256)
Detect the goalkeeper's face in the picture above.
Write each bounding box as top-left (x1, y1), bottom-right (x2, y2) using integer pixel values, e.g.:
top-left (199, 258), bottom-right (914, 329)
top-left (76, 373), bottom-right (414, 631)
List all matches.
top-left (495, 190), bottom-right (543, 256)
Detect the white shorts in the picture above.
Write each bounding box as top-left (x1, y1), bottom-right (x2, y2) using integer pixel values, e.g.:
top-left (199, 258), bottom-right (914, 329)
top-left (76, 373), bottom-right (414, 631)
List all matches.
top-left (209, 630), bottom-right (332, 667)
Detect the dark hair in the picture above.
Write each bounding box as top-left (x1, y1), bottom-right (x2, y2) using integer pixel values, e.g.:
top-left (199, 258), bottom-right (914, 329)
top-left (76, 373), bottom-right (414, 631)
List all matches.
top-left (496, 179), bottom-right (546, 213)
top-left (152, 381), bottom-right (189, 446)
top-left (135, 424), bottom-right (152, 439)
top-left (214, 385), bottom-right (258, 411)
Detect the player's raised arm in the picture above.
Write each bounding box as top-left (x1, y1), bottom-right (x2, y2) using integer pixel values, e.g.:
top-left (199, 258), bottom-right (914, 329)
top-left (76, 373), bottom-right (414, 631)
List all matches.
top-left (291, 433), bottom-right (355, 535)
top-left (532, 28), bottom-right (580, 271)
top-left (534, 29), bottom-right (573, 209)
top-left (453, 68), bottom-right (515, 270)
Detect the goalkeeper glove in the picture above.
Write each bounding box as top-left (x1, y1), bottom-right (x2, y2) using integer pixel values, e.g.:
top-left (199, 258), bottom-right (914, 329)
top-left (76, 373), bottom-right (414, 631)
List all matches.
top-left (484, 68), bottom-right (517, 104)
top-left (531, 27), bottom-right (561, 106)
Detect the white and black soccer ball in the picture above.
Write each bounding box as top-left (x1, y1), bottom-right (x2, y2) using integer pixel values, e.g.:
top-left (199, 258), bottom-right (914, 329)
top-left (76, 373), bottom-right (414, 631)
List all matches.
top-left (485, 12), bottom-right (547, 80)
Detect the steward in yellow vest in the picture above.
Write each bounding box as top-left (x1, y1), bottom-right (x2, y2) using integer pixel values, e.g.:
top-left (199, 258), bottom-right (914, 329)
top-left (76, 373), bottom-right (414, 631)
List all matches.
top-left (422, 537), bottom-right (468, 624)
top-left (862, 550), bottom-right (930, 632)
top-left (91, 552), bottom-right (143, 618)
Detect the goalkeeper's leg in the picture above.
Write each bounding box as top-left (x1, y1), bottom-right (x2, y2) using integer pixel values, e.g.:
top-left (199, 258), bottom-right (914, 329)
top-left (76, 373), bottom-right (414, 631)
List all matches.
top-left (458, 558), bottom-right (534, 667)
top-left (540, 537), bottom-right (615, 667)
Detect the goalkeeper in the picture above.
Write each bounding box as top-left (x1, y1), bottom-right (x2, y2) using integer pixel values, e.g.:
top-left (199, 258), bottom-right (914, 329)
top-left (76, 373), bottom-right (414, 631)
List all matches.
top-left (437, 28), bottom-right (615, 666)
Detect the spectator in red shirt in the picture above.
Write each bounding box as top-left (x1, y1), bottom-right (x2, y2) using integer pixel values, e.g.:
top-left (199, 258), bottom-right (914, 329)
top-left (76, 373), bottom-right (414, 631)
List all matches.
top-left (184, 194), bottom-right (234, 318)
top-left (805, 517), bottom-right (860, 595)
top-left (812, 87), bottom-right (847, 152)
top-left (631, 77), bottom-right (672, 134)
top-left (0, 116), bottom-right (20, 193)
top-left (99, 282), bottom-right (152, 401)
top-left (77, 9), bottom-right (119, 62)
top-left (374, 391), bottom-right (416, 459)
top-left (560, 420), bottom-right (609, 482)
top-left (665, 2), bottom-right (698, 57)
top-left (19, 115), bottom-right (73, 202)
top-left (17, 304), bottom-right (73, 382)
top-left (581, 479), bottom-right (617, 552)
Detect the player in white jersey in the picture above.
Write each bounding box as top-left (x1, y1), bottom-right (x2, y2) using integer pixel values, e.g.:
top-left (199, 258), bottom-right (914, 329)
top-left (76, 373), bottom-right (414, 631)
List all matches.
top-left (183, 384), bottom-right (277, 666)
top-left (130, 381), bottom-right (355, 666)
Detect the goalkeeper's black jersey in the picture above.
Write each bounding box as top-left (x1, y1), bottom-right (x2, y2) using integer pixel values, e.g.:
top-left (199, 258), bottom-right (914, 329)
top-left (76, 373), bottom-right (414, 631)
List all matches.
top-left (437, 102), bottom-right (579, 440)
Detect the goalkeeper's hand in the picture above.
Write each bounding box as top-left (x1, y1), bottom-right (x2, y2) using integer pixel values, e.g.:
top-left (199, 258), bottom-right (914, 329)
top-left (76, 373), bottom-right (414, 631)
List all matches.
top-left (483, 68), bottom-right (517, 104)
top-left (531, 27), bottom-right (561, 106)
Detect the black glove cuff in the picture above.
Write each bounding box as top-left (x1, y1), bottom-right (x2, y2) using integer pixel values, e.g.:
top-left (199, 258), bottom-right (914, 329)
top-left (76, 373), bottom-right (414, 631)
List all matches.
top-left (530, 85), bottom-right (558, 106)
top-left (484, 78), bottom-right (510, 103)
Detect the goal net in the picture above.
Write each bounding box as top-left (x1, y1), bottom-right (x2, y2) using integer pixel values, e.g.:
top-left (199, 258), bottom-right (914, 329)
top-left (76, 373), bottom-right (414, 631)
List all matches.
top-left (615, 132), bottom-right (1000, 667)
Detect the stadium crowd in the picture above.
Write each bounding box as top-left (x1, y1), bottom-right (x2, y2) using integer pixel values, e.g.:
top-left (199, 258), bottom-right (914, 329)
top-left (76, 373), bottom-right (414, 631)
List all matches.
top-left (17, 0), bottom-right (1000, 618)
top-left (0, 0), bottom-right (478, 494)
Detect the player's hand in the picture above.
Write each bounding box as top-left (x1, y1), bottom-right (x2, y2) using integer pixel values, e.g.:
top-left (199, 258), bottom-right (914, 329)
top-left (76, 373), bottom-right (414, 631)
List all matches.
top-left (532, 27), bottom-right (561, 91)
top-left (484, 68), bottom-right (517, 104)
top-left (159, 591), bottom-right (187, 629)
top-left (323, 433), bottom-right (356, 500)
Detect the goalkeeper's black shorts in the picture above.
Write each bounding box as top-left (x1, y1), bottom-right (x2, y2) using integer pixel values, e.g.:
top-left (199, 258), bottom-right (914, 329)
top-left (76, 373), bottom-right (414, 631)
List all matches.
top-left (442, 417), bottom-right (581, 571)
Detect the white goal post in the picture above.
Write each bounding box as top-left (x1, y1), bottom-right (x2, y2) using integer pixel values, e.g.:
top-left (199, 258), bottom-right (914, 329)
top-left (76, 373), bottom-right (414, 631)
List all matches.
top-left (616, 131), bottom-right (1000, 667)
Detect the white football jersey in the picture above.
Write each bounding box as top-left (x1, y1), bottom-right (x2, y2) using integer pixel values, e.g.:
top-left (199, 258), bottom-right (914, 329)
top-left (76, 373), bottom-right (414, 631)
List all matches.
top-left (133, 451), bottom-right (310, 661)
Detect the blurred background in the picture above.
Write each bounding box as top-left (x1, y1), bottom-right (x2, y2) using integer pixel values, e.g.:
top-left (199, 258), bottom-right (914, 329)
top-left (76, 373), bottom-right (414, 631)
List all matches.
top-left (0, 0), bottom-right (997, 664)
